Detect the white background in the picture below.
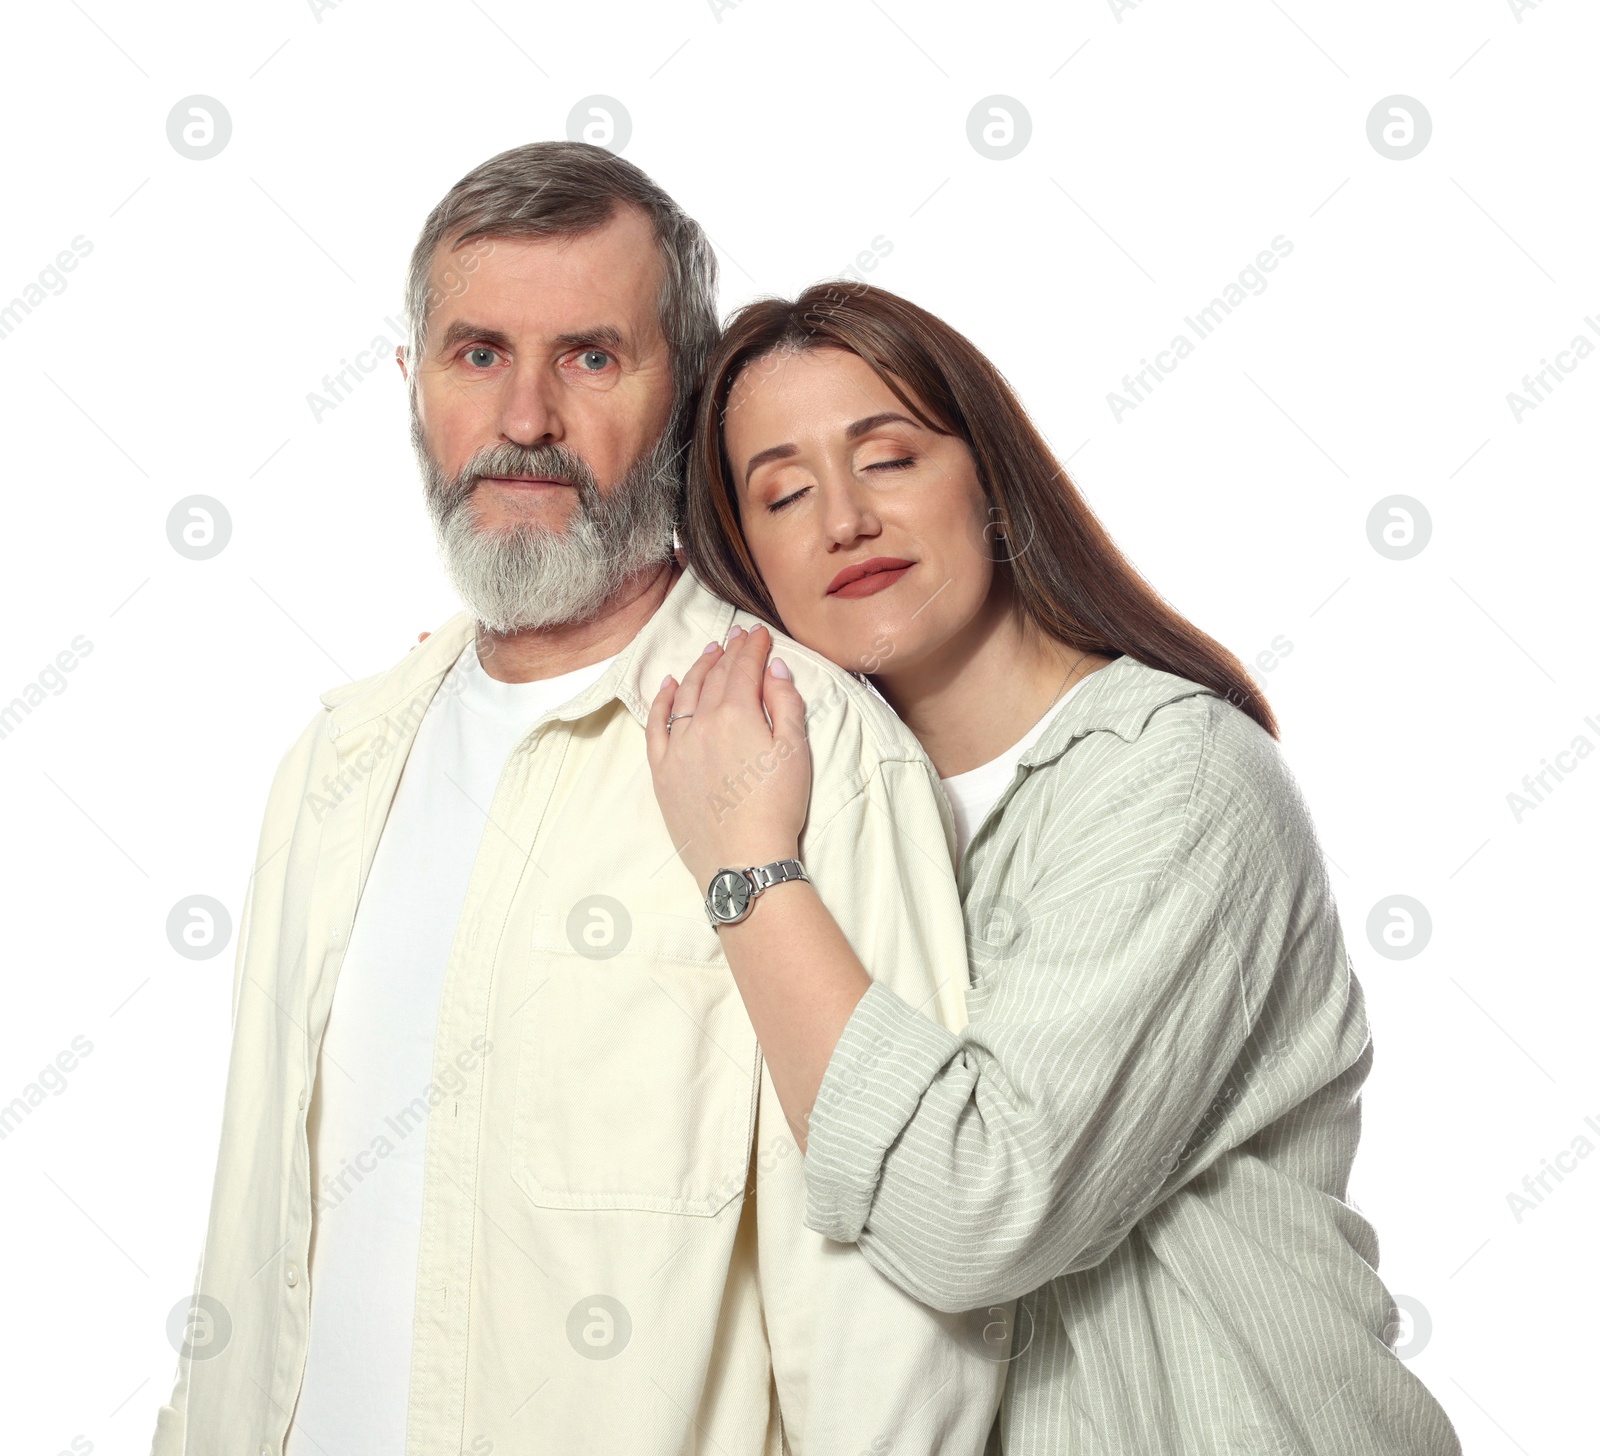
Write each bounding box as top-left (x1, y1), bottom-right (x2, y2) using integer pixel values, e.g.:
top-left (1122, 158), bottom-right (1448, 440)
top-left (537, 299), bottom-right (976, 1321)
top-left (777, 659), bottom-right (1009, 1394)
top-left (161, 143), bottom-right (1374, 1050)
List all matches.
top-left (1, 0), bottom-right (1594, 1451)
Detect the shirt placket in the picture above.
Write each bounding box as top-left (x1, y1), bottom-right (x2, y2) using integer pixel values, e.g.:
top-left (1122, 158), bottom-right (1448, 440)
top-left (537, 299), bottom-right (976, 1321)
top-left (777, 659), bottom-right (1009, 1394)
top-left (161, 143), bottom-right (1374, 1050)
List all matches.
top-left (273, 727), bottom-right (389, 1454)
top-left (404, 716), bottom-right (574, 1456)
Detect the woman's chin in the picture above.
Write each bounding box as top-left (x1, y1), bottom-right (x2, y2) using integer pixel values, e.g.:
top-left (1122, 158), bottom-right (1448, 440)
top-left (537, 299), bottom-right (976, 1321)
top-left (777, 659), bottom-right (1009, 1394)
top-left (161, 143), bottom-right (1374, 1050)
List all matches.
top-left (784, 616), bottom-right (928, 681)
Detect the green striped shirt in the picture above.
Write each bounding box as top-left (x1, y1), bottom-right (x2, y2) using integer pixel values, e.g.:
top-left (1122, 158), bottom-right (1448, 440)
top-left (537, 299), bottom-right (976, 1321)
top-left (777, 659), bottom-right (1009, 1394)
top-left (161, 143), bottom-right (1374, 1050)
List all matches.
top-left (803, 655), bottom-right (1461, 1455)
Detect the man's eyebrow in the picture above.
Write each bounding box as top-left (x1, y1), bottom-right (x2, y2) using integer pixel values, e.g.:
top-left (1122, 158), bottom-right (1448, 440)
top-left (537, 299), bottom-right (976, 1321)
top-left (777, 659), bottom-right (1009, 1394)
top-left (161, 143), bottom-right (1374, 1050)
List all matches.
top-left (553, 324), bottom-right (626, 351)
top-left (434, 319), bottom-right (514, 355)
top-left (431, 321), bottom-right (628, 355)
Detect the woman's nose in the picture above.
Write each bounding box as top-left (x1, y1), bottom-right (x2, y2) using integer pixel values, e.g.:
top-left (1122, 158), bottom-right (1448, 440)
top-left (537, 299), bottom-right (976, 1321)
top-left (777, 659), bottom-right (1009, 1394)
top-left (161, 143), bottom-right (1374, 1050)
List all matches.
top-left (818, 467), bottom-right (881, 546)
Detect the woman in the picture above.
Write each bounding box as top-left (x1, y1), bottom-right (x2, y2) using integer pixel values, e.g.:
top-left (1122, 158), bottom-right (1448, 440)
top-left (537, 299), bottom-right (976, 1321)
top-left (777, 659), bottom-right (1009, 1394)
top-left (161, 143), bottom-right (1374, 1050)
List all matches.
top-left (645, 283), bottom-right (1459, 1455)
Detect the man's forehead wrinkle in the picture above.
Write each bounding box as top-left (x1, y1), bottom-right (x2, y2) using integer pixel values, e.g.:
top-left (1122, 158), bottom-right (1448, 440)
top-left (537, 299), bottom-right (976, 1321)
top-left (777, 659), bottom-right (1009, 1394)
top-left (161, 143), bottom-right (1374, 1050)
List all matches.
top-left (422, 221), bottom-right (668, 363)
top-left (439, 277), bottom-right (648, 331)
top-left (430, 223), bottom-right (658, 280)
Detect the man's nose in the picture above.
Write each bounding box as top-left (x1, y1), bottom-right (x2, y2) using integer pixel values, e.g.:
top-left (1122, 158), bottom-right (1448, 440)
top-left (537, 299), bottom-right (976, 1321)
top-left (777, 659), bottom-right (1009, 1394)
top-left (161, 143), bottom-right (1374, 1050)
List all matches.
top-left (496, 357), bottom-right (562, 445)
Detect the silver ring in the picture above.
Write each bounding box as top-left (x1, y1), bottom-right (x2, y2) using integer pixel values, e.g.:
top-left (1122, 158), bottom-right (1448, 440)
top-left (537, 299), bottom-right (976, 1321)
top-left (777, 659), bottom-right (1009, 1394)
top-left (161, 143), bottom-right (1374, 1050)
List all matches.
top-left (666, 712), bottom-right (693, 733)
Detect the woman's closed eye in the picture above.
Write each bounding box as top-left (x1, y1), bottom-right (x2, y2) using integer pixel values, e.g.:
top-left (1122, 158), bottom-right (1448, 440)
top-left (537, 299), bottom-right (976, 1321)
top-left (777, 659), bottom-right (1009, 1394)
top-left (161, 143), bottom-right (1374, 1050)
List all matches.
top-left (767, 487), bottom-right (809, 514)
top-left (765, 454), bottom-right (918, 513)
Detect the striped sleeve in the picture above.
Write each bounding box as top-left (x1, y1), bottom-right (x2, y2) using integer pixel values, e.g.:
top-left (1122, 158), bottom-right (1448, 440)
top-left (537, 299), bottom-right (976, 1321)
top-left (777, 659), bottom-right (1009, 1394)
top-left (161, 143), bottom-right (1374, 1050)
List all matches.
top-left (802, 696), bottom-right (1302, 1313)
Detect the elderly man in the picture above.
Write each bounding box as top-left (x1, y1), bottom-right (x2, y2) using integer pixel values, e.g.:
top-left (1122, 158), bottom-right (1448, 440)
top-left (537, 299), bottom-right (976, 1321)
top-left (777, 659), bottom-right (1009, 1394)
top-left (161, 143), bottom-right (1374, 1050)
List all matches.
top-left (149, 141), bottom-right (1007, 1455)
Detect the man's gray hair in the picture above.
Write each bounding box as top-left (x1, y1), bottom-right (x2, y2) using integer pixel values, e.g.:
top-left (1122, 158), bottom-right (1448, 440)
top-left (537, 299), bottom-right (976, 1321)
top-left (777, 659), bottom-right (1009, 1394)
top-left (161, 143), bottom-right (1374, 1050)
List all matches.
top-left (403, 140), bottom-right (719, 437)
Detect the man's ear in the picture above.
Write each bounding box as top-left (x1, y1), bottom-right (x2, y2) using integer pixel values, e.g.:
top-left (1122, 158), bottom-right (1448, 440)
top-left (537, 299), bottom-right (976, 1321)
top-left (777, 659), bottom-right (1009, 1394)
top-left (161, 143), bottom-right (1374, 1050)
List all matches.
top-left (395, 344), bottom-right (408, 382)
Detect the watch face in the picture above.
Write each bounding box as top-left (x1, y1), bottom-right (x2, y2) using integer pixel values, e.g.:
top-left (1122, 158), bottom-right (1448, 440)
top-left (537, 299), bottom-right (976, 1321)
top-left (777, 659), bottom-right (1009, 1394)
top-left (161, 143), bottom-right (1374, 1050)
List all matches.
top-left (708, 870), bottom-right (752, 922)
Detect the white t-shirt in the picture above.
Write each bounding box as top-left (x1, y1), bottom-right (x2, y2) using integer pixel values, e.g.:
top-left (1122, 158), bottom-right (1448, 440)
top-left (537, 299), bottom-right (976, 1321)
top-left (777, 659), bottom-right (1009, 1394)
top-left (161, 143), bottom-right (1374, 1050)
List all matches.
top-left (284, 637), bottom-right (618, 1456)
top-left (940, 674), bottom-right (1091, 866)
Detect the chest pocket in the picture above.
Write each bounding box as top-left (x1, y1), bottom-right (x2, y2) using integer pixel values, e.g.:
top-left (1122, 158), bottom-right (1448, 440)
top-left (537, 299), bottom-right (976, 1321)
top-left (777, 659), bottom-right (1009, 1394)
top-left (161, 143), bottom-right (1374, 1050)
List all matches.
top-left (510, 905), bottom-right (761, 1217)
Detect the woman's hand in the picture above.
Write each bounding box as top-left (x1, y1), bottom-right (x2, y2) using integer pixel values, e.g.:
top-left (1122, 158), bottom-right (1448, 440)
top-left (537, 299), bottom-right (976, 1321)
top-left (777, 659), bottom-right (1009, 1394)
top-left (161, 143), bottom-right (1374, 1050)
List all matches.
top-left (646, 624), bottom-right (811, 892)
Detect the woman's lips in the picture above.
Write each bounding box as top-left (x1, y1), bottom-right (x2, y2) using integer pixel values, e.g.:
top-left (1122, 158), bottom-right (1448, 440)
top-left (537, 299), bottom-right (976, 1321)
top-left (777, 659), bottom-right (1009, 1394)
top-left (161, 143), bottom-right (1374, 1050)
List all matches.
top-left (828, 563), bottom-right (914, 598)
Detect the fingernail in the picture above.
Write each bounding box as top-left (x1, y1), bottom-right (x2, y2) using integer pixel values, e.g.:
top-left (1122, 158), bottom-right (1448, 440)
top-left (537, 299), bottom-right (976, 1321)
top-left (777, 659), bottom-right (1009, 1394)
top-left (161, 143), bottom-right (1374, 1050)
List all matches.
top-left (728, 624), bottom-right (745, 638)
top-left (660, 674), bottom-right (675, 691)
top-left (703, 641), bottom-right (720, 654)
top-left (770, 657), bottom-right (791, 680)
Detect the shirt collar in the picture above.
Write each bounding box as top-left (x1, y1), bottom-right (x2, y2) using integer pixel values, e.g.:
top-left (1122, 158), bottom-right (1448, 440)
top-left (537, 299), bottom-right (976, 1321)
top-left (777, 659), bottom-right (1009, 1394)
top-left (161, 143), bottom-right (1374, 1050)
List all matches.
top-left (318, 566), bottom-right (738, 743)
top-left (1014, 654), bottom-right (1221, 772)
top-left (317, 576), bottom-right (1223, 762)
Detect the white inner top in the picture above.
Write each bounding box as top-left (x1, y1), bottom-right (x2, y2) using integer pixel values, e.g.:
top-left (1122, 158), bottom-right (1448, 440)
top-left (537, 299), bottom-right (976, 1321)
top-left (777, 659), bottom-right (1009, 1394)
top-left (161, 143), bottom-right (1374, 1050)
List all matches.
top-left (285, 638), bottom-right (618, 1456)
top-left (939, 674), bottom-right (1092, 866)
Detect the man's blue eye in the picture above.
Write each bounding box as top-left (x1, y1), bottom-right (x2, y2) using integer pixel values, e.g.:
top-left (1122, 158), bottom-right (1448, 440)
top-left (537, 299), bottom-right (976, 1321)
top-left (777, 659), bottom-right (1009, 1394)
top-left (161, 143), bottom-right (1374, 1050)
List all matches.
top-left (579, 350), bottom-right (612, 371)
top-left (466, 347), bottom-right (496, 368)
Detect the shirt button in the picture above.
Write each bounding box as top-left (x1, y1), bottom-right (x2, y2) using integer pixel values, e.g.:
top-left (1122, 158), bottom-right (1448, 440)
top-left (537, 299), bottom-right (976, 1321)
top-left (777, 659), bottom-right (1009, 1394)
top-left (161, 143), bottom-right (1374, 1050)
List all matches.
top-left (285, 1262), bottom-right (299, 1287)
top-left (260, 1446), bottom-right (271, 1456)
top-left (297, 1090), bottom-right (307, 1110)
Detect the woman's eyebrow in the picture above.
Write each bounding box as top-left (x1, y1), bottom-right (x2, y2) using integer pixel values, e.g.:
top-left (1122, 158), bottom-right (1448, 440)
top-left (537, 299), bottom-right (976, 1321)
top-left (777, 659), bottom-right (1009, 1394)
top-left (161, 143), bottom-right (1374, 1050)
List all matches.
top-left (743, 442), bottom-right (798, 488)
top-left (845, 411), bottom-right (921, 440)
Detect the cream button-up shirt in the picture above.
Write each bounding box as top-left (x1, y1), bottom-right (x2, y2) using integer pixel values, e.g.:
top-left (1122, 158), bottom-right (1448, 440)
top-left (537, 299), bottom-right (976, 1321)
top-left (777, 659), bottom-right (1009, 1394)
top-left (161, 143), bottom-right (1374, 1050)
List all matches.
top-left (150, 566), bottom-right (1009, 1456)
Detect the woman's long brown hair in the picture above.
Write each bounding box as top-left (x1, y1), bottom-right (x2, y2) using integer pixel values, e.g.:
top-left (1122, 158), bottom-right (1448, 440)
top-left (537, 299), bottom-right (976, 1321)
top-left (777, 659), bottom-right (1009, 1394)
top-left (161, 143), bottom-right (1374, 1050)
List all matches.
top-left (681, 280), bottom-right (1278, 739)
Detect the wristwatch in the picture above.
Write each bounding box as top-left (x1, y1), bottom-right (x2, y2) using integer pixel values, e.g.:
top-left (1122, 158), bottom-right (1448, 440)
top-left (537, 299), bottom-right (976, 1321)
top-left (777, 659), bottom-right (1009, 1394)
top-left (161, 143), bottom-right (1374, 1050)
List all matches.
top-left (704, 859), bottom-right (810, 929)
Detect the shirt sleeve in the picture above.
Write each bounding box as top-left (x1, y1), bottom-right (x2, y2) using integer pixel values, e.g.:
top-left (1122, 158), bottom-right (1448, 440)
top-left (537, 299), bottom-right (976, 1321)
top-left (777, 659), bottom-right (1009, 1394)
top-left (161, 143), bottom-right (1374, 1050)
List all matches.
top-left (756, 754), bottom-right (1011, 1452)
top-left (801, 701), bottom-right (1330, 1314)
top-left (149, 1248), bottom-right (201, 1455)
top-left (152, 707), bottom-right (327, 1454)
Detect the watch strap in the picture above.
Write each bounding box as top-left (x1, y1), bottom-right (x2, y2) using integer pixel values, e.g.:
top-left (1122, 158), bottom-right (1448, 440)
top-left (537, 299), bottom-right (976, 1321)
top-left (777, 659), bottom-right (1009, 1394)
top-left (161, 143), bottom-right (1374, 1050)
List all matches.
top-left (746, 858), bottom-right (809, 893)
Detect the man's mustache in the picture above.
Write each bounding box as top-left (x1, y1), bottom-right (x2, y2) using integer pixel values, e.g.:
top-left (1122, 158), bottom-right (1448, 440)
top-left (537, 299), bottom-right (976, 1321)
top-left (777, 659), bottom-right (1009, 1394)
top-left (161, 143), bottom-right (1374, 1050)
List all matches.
top-left (442, 443), bottom-right (601, 513)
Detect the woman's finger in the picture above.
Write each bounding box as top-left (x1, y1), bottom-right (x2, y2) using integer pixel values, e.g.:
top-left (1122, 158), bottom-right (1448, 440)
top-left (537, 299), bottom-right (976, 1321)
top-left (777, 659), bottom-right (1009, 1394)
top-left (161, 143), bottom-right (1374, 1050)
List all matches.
top-left (762, 654), bottom-right (808, 751)
top-left (722, 625), bottom-right (772, 712)
top-left (672, 637), bottom-right (725, 720)
top-left (720, 624), bottom-right (774, 720)
top-left (644, 673), bottom-right (677, 769)
top-left (696, 625), bottom-right (747, 714)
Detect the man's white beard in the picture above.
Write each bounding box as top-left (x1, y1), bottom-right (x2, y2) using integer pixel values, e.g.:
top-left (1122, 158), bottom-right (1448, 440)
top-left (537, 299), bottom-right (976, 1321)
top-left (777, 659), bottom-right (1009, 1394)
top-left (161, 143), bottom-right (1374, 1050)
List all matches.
top-left (412, 398), bottom-right (681, 634)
